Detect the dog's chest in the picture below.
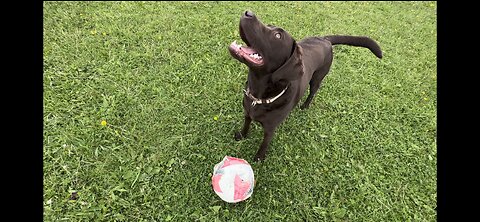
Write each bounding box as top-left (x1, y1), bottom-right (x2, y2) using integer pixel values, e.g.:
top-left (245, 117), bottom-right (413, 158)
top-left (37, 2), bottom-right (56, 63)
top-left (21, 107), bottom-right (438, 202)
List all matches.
top-left (242, 96), bottom-right (271, 121)
top-left (242, 92), bottom-right (294, 124)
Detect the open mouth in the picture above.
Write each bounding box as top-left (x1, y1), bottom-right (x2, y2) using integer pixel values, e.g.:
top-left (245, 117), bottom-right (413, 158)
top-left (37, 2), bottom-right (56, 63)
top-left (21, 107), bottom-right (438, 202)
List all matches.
top-left (228, 16), bottom-right (264, 66)
top-left (228, 39), bottom-right (264, 66)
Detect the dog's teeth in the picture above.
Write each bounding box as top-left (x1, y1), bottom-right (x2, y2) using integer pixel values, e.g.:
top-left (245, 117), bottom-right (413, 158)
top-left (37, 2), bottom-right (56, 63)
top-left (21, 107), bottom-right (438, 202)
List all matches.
top-left (248, 53), bottom-right (262, 60)
top-left (249, 54), bottom-right (261, 59)
top-left (234, 40), bottom-right (242, 49)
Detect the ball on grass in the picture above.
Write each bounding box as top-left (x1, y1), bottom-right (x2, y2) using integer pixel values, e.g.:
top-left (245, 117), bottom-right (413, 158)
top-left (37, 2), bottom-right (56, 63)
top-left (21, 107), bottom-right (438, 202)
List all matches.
top-left (211, 156), bottom-right (254, 203)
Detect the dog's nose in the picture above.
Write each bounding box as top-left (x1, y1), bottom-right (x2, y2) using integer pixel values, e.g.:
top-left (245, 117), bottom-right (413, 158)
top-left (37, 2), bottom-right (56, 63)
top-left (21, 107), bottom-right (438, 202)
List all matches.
top-left (245, 11), bottom-right (254, 17)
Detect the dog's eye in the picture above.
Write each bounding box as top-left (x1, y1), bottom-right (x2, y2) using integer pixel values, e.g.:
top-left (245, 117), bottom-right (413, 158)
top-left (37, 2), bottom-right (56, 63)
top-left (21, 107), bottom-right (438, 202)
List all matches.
top-left (275, 33), bottom-right (281, 39)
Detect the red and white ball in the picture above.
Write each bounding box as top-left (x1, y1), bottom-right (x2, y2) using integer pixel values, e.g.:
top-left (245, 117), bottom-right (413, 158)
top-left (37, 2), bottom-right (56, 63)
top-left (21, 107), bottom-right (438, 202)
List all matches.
top-left (211, 156), bottom-right (254, 203)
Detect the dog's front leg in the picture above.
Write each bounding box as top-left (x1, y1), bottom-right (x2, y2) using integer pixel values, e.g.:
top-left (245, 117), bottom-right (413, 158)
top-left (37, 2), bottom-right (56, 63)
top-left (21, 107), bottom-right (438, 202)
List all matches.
top-left (235, 115), bottom-right (252, 141)
top-left (253, 126), bottom-right (276, 161)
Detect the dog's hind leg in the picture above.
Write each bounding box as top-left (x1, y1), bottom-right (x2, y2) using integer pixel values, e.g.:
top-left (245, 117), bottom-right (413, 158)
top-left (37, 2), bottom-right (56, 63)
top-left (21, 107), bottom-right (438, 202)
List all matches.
top-left (300, 65), bottom-right (331, 110)
top-left (235, 115), bottom-right (252, 141)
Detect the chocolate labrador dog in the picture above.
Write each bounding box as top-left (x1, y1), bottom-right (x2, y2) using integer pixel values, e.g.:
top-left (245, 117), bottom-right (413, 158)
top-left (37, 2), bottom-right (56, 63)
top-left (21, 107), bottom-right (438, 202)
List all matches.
top-left (228, 11), bottom-right (382, 161)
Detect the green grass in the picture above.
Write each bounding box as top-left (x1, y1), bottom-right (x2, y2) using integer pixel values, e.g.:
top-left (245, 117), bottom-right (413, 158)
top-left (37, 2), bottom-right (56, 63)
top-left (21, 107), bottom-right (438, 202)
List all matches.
top-left (43, 1), bottom-right (437, 221)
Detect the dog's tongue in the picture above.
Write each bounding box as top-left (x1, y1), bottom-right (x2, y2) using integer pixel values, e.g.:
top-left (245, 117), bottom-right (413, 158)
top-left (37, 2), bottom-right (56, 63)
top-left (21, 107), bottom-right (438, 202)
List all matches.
top-left (229, 40), bottom-right (263, 65)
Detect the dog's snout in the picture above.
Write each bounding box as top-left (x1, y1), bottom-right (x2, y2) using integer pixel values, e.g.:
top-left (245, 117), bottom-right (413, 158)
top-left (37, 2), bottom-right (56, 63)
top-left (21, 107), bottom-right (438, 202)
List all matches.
top-left (245, 11), bottom-right (254, 17)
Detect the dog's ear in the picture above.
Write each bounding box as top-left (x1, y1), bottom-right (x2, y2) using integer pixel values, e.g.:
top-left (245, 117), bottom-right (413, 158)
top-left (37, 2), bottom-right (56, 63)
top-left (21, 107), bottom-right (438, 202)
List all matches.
top-left (271, 42), bottom-right (304, 82)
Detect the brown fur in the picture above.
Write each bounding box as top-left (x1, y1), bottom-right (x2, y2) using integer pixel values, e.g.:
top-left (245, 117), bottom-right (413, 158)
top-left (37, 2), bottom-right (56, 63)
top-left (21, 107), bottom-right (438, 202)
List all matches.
top-left (229, 11), bottom-right (382, 161)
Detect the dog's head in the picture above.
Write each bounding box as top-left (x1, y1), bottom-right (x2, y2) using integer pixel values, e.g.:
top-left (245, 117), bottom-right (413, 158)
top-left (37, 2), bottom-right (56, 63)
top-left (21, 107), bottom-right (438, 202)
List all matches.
top-left (229, 11), bottom-right (303, 79)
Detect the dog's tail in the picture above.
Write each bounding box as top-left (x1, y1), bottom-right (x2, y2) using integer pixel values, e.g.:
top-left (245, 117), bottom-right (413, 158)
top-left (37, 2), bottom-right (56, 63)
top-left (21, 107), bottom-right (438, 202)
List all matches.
top-left (324, 35), bottom-right (382, 59)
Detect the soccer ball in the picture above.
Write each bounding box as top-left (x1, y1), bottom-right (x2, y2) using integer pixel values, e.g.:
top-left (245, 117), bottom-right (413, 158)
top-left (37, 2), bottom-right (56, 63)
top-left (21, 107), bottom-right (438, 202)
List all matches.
top-left (211, 156), bottom-right (254, 203)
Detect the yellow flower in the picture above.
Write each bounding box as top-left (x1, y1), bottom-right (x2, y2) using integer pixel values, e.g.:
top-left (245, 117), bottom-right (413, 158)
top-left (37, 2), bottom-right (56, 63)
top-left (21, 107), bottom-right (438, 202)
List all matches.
top-left (101, 120), bottom-right (107, 126)
top-left (213, 116), bottom-right (219, 121)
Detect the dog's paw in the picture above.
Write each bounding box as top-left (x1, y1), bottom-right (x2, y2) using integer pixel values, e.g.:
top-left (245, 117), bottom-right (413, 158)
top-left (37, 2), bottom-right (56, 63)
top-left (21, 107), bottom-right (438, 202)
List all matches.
top-left (253, 153), bottom-right (266, 162)
top-left (234, 131), bottom-right (244, 141)
top-left (300, 103), bottom-right (310, 110)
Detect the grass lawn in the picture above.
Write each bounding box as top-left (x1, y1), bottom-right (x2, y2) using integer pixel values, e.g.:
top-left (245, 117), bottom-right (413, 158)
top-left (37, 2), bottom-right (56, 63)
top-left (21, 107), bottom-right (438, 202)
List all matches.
top-left (43, 1), bottom-right (437, 221)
